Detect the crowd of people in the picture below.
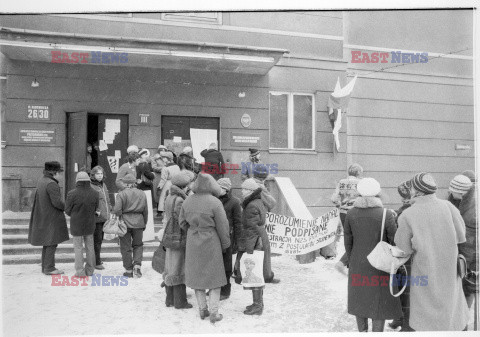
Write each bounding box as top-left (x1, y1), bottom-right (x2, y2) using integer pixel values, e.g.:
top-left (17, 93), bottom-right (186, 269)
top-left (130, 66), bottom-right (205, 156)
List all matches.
top-left (26, 143), bottom-right (477, 329)
top-left (332, 164), bottom-right (478, 332)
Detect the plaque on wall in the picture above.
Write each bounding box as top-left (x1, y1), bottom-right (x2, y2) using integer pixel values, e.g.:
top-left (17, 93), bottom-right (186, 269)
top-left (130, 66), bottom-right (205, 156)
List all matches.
top-left (19, 129), bottom-right (56, 144)
top-left (241, 113), bottom-right (251, 128)
top-left (230, 132), bottom-right (261, 147)
top-left (26, 105), bottom-right (50, 121)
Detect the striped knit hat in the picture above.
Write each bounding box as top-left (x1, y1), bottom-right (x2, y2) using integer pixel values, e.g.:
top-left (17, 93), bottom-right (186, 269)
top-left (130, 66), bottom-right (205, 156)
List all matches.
top-left (449, 175), bottom-right (472, 195)
top-left (411, 172), bottom-right (437, 194)
top-left (397, 180), bottom-right (412, 200)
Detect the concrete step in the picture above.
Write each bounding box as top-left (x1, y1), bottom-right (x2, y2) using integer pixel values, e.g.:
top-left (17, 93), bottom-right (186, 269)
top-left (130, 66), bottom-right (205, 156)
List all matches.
top-left (3, 251), bottom-right (156, 265)
top-left (2, 224), bottom-right (163, 235)
top-left (2, 241), bottom-right (160, 255)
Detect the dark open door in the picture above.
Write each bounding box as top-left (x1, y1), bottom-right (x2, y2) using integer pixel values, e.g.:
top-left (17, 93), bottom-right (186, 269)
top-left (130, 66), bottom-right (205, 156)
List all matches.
top-left (66, 111), bottom-right (88, 196)
top-left (97, 114), bottom-right (129, 200)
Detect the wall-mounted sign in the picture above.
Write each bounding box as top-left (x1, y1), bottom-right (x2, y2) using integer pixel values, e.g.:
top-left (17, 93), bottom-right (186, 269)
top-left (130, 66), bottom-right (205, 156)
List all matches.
top-left (241, 113), bottom-right (251, 128)
top-left (455, 144), bottom-right (471, 150)
top-left (139, 113), bottom-right (150, 124)
top-left (26, 105), bottom-right (50, 120)
top-left (19, 129), bottom-right (56, 144)
top-left (231, 132), bottom-right (261, 147)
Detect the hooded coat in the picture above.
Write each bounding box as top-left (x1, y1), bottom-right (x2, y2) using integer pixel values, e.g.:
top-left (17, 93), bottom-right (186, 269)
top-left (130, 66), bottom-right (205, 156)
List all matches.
top-left (90, 178), bottom-right (112, 223)
top-left (241, 187), bottom-right (276, 282)
top-left (163, 185), bottom-right (188, 286)
top-left (179, 174), bottom-right (230, 290)
top-left (28, 172), bottom-right (70, 246)
top-left (65, 181), bottom-right (99, 236)
top-left (395, 194), bottom-right (469, 331)
top-left (219, 191), bottom-right (242, 253)
top-left (200, 148), bottom-right (225, 180)
top-left (344, 196), bottom-right (403, 320)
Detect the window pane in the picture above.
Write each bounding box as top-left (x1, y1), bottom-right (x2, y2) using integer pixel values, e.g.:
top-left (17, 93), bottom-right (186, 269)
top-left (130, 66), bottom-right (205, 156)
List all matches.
top-left (293, 95), bottom-right (313, 149)
top-left (269, 93), bottom-right (289, 148)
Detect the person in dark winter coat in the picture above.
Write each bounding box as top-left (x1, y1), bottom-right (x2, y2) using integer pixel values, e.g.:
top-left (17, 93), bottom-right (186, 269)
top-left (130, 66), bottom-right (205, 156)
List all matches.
top-left (241, 148), bottom-right (261, 181)
top-left (136, 148), bottom-right (155, 192)
top-left (116, 153), bottom-right (139, 191)
top-left (157, 151), bottom-right (181, 216)
top-left (90, 166), bottom-right (113, 270)
top-left (65, 172), bottom-right (99, 277)
top-left (177, 146), bottom-right (199, 173)
top-left (162, 171), bottom-right (195, 310)
top-left (151, 145), bottom-right (167, 205)
top-left (388, 179), bottom-right (414, 331)
top-left (201, 142), bottom-right (225, 180)
top-left (28, 161), bottom-right (70, 275)
top-left (112, 173), bottom-right (149, 278)
top-left (448, 173), bottom-right (477, 309)
top-left (179, 173), bottom-right (230, 323)
top-left (344, 177), bottom-right (402, 332)
top-left (217, 178), bottom-right (243, 300)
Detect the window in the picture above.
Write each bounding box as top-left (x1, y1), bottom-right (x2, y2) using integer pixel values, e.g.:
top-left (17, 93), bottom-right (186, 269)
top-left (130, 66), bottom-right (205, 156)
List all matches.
top-left (269, 92), bottom-right (315, 150)
top-left (161, 12), bottom-right (222, 25)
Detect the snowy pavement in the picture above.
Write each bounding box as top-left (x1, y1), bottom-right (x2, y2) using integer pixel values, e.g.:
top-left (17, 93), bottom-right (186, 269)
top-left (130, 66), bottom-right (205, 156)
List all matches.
top-left (1, 245), bottom-right (475, 336)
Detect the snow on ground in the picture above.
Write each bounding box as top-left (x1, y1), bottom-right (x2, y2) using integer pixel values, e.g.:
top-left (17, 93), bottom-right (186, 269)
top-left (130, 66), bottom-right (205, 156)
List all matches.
top-left (2, 243), bottom-right (476, 336)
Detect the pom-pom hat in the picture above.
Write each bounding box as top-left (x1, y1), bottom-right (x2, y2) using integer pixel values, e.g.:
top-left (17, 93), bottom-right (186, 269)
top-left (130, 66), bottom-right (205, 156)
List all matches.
top-left (357, 178), bottom-right (381, 197)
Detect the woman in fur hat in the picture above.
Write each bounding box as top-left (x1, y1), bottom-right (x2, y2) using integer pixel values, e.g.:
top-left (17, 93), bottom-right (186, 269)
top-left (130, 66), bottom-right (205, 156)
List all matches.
top-left (179, 173), bottom-right (230, 323)
top-left (162, 171), bottom-right (195, 310)
top-left (344, 177), bottom-right (402, 332)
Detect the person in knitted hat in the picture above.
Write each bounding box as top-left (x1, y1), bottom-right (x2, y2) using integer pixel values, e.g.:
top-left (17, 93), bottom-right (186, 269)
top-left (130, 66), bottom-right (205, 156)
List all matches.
top-left (201, 142), bottom-right (225, 180)
top-left (178, 146), bottom-right (199, 174)
top-left (461, 170), bottom-right (475, 183)
top-left (179, 173), bottom-right (230, 323)
top-left (241, 148), bottom-right (263, 182)
top-left (65, 171), bottom-right (99, 277)
top-left (157, 151), bottom-right (180, 217)
top-left (394, 172), bottom-right (469, 331)
top-left (136, 148), bottom-right (155, 199)
top-left (344, 177), bottom-right (402, 331)
top-left (116, 153), bottom-right (139, 191)
top-left (216, 178), bottom-right (242, 300)
top-left (127, 145), bottom-right (139, 155)
top-left (112, 173), bottom-right (149, 278)
top-left (162, 171), bottom-right (195, 310)
top-left (448, 175), bottom-right (473, 207)
top-left (28, 161), bottom-right (69, 275)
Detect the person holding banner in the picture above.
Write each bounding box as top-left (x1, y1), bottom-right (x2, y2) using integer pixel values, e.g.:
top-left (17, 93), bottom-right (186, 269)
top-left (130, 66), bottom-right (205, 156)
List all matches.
top-left (179, 173), bottom-right (230, 323)
top-left (217, 178), bottom-right (243, 300)
top-left (344, 177), bottom-right (402, 332)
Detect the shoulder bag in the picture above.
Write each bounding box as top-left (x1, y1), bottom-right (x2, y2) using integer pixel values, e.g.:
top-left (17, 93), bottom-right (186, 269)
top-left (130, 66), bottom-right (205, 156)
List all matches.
top-left (367, 208), bottom-right (410, 297)
top-left (103, 215), bottom-right (127, 237)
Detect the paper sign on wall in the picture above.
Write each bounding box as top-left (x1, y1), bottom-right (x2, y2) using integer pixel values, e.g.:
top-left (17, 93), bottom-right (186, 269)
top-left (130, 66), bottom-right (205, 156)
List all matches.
top-left (105, 119), bottom-right (121, 133)
top-left (98, 140), bottom-right (108, 151)
top-left (190, 128), bottom-right (218, 163)
top-left (107, 156), bottom-right (119, 173)
top-left (115, 150), bottom-right (121, 158)
top-left (173, 136), bottom-right (182, 143)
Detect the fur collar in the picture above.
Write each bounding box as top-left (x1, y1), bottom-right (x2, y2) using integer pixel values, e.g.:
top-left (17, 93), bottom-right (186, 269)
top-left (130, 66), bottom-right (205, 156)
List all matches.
top-left (242, 187), bottom-right (263, 208)
top-left (353, 196), bottom-right (383, 208)
top-left (170, 185), bottom-right (187, 200)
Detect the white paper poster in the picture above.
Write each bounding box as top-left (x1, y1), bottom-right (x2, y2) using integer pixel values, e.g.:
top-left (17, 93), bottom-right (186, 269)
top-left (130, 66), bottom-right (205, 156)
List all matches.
top-left (105, 119), bottom-right (121, 133)
top-left (190, 128), bottom-right (218, 163)
top-left (240, 251), bottom-right (265, 287)
top-left (98, 140), bottom-right (108, 151)
top-left (173, 136), bottom-right (182, 143)
top-left (107, 156), bottom-right (119, 173)
top-left (115, 150), bottom-right (121, 158)
top-left (103, 132), bottom-right (115, 144)
top-left (142, 191), bottom-right (156, 241)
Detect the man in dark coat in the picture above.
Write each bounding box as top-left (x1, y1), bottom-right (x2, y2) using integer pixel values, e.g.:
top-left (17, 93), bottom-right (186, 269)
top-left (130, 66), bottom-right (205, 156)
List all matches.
top-left (201, 142), bottom-right (225, 180)
top-left (65, 171), bottom-right (99, 277)
top-left (28, 161), bottom-right (70, 275)
top-left (217, 178), bottom-right (242, 300)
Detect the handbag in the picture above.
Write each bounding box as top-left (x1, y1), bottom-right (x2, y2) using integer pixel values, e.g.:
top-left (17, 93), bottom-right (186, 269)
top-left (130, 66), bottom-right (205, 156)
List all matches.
top-left (367, 208), bottom-right (410, 297)
top-left (152, 242), bottom-right (166, 274)
top-left (141, 173), bottom-right (153, 186)
top-left (457, 254), bottom-right (467, 279)
top-left (103, 215), bottom-right (127, 237)
top-left (162, 197), bottom-right (187, 250)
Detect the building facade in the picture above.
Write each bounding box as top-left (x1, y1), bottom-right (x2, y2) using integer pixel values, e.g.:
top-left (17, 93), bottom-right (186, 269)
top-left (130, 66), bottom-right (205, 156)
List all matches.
top-left (0, 11), bottom-right (474, 216)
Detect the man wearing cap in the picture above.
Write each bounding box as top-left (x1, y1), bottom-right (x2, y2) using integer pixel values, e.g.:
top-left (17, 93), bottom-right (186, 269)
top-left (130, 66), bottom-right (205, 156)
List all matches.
top-left (395, 172), bottom-right (469, 331)
top-left (157, 151), bottom-right (180, 217)
top-left (241, 148), bottom-right (261, 182)
top-left (28, 161), bottom-right (70, 275)
top-left (65, 172), bottom-right (99, 277)
top-left (201, 142), bottom-right (225, 180)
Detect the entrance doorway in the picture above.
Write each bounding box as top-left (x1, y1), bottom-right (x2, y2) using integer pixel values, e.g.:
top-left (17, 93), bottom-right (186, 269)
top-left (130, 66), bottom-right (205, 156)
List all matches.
top-left (161, 116), bottom-right (220, 162)
top-left (66, 112), bottom-right (129, 201)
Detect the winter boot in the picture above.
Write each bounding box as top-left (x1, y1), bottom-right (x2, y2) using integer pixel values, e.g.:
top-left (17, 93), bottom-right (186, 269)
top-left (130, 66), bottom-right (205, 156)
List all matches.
top-left (123, 270), bottom-right (133, 278)
top-left (244, 289), bottom-right (263, 315)
top-left (388, 318), bottom-right (403, 329)
top-left (220, 283), bottom-right (231, 301)
top-left (173, 284), bottom-right (193, 309)
top-left (165, 285), bottom-right (174, 307)
top-left (209, 312), bottom-right (223, 324)
top-left (199, 308), bottom-right (210, 320)
top-left (265, 272), bottom-right (280, 284)
top-left (133, 265), bottom-right (142, 278)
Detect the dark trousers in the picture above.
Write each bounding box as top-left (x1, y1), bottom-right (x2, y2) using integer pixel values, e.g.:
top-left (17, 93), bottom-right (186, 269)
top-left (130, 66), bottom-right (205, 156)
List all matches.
top-left (165, 284), bottom-right (189, 308)
top-left (339, 213), bottom-right (349, 266)
top-left (93, 222), bottom-right (105, 266)
top-left (119, 228), bottom-right (144, 271)
top-left (41, 245), bottom-right (58, 273)
top-left (221, 245), bottom-right (233, 296)
top-left (356, 316), bottom-right (385, 332)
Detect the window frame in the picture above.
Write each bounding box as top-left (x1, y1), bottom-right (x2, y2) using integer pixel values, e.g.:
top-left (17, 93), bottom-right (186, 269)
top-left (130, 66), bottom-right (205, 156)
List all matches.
top-left (268, 91), bottom-right (316, 151)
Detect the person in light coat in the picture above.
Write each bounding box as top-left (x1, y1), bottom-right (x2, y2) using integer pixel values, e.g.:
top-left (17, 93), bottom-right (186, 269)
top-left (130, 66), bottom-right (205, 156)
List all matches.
top-left (395, 172), bottom-right (469, 331)
top-left (179, 173), bottom-right (230, 323)
top-left (157, 151), bottom-right (180, 216)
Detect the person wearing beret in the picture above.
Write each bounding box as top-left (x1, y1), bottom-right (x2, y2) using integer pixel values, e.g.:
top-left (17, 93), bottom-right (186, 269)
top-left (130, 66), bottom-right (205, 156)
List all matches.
top-left (28, 161), bottom-right (70, 275)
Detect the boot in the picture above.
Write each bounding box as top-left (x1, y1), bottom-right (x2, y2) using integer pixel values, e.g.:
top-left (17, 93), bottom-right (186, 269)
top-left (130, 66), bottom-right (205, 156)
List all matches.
top-left (265, 272), bottom-right (280, 284)
top-left (173, 284), bottom-right (193, 309)
top-left (244, 289), bottom-right (263, 315)
top-left (199, 308), bottom-right (210, 320)
top-left (165, 285), bottom-right (174, 307)
top-left (210, 312), bottom-right (223, 324)
top-left (220, 283), bottom-right (231, 301)
top-left (388, 318), bottom-right (403, 329)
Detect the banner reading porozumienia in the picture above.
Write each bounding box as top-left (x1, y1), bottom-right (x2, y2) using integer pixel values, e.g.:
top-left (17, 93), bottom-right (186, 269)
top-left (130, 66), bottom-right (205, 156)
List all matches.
top-left (266, 209), bottom-right (340, 255)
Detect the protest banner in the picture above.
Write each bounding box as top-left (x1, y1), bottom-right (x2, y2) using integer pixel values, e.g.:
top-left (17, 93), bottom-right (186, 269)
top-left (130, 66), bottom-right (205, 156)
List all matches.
top-left (266, 209), bottom-right (340, 255)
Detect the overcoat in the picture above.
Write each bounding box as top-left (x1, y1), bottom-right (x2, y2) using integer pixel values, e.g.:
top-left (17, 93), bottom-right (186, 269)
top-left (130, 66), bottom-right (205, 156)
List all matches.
top-left (157, 163), bottom-right (180, 212)
top-left (90, 179), bottom-right (112, 223)
top-left (65, 181), bottom-right (99, 236)
top-left (28, 172), bottom-right (70, 246)
top-left (200, 148), bottom-right (225, 180)
top-left (179, 174), bottom-right (230, 290)
top-left (395, 194), bottom-right (469, 331)
top-left (344, 196), bottom-right (402, 320)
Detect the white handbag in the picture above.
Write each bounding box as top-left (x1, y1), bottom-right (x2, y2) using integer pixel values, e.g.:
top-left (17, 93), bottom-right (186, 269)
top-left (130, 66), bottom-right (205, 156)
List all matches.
top-left (367, 208), bottom-right (410, 297)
